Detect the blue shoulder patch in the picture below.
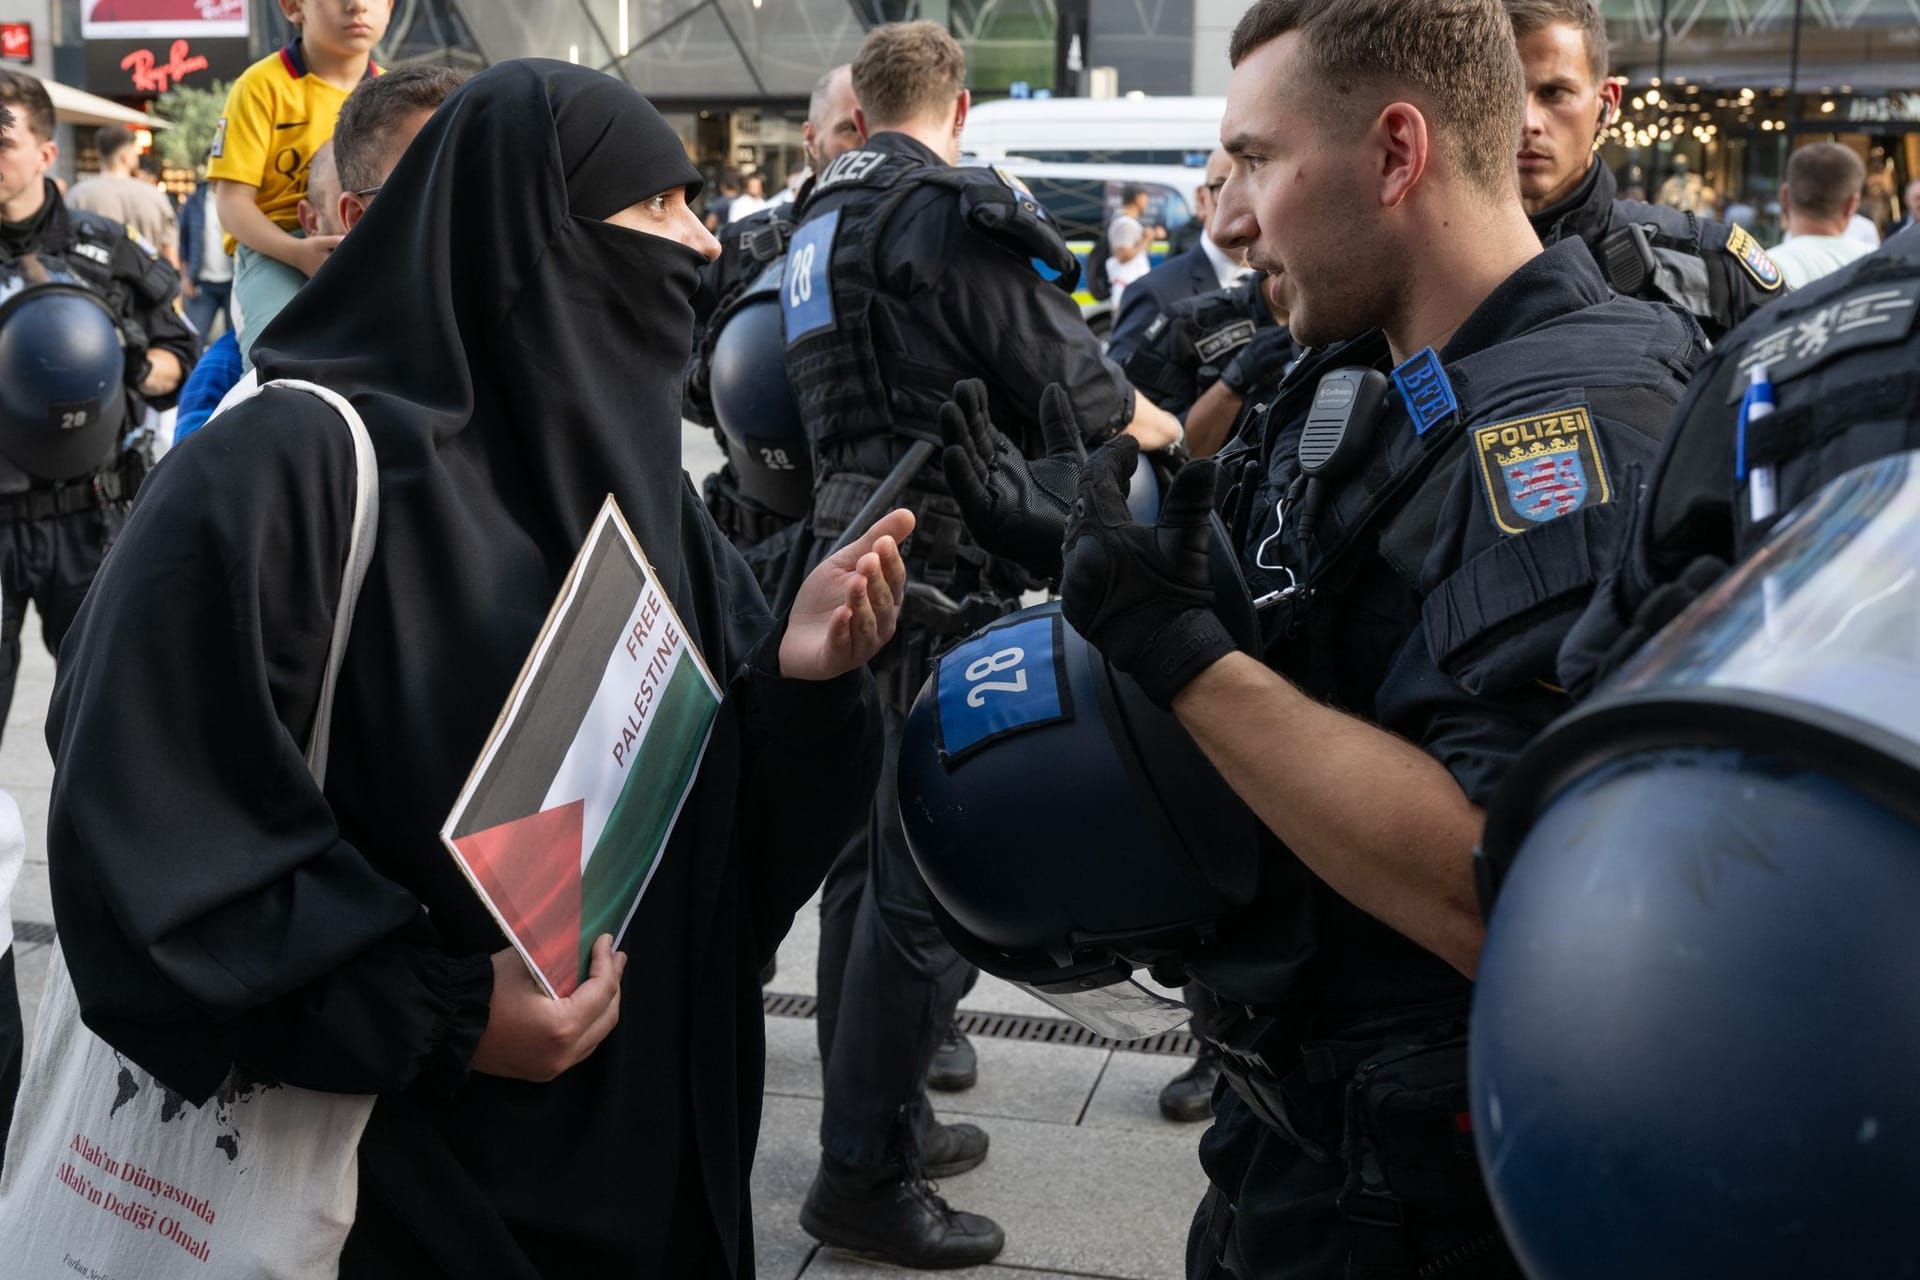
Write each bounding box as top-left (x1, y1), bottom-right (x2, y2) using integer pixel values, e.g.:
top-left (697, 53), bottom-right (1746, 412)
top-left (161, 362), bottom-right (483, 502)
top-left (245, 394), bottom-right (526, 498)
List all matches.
top-left (1391, 346), bottom-right (1458, 436)
top-left (933, 614), bottom-right (1072, 766)
top-left (780, 209), bottom-right (840, 345)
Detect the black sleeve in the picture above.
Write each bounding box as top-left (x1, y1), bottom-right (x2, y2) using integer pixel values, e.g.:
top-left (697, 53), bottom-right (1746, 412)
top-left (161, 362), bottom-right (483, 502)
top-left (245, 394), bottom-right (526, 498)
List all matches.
top-left (111, 233), bottom-right (198, 407)
top-left (1376, 405), bottom-right (1665, 806)
top-left (682, 499), bottom-right (883, 961)
top-left (47, 395), bottom-right (490, 1103)
top-left (928, 216), bottom-right (1133, 440)
top-left (734, 628), bottom-right (881, 961)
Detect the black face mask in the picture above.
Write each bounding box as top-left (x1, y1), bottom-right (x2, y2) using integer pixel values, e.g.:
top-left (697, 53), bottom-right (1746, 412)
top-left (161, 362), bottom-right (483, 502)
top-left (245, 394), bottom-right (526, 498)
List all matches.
top-left (251, 58), bottom-right (708, 588)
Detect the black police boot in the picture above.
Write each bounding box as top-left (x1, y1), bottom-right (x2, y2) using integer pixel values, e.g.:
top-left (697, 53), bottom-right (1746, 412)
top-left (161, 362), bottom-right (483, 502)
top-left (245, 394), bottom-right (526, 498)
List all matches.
top-left (800, 1162), bottom-right (1006, 1270)
top-left (921, 1118), bottom-right (989, 1178)
top-left (1157, 1043), bottom-right (1221, 1123)
top-left (926, 1019), bottom-right (978, 1092)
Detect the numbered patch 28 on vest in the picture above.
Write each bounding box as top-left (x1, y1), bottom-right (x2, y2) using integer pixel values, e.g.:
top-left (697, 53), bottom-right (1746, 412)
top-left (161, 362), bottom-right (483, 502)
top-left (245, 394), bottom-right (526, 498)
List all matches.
top-left (1472, 405), bottom-right (1611, 535)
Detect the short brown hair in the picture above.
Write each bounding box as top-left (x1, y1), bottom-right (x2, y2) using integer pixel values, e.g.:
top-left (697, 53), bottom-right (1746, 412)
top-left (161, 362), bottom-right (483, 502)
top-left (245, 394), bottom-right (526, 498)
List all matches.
top-left (1229, 0), bottom-right (1525, 194)
top-left (851, 21), bottom-right (966, 129)
top-left (1504, 0), bottom-right (1609, 82)
top-left (0, 69), bottom-right (54, 144)
top-left (332, 65), bottom-right (468, 194)
top-left (94, 124), bottom-right (137, 163)
top-left (1786, 142), bottom-right (1866, 220)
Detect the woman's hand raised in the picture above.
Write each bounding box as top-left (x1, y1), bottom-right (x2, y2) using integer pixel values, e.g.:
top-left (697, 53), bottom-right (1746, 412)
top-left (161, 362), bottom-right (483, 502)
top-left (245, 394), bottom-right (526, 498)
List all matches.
top-left (779, 509), bottom-right (914, 681)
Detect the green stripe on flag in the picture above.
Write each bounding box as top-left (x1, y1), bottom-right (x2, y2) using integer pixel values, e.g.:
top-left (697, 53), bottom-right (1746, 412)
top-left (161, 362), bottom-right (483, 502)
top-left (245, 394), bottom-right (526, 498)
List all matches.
top-left (577, 655), bottom-right (720, 977)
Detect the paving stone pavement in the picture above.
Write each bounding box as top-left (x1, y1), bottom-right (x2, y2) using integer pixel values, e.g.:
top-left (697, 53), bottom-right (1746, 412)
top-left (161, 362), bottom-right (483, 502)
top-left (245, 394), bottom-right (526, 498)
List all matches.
top-left (2, 423), bottom-right (1210, 1278)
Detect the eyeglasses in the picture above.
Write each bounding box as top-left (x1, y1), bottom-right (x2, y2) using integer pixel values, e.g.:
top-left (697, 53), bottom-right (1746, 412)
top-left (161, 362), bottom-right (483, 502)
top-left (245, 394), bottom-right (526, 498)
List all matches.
top-left (350, 185), bottom-right (382, 200)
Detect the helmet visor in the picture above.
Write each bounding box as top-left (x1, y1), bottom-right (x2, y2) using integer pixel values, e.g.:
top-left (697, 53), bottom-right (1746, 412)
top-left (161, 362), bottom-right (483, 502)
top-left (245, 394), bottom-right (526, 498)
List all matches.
top-left (1613, 448), bottom-right (1920, 746)
top-left (1021, 973), bottom-right (1193, 1041)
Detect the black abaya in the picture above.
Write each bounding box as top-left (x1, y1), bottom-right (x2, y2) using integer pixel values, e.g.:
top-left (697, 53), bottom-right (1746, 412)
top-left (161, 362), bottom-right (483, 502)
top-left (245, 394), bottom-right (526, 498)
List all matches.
top-left (45, 60), bottom-right (880, 1277)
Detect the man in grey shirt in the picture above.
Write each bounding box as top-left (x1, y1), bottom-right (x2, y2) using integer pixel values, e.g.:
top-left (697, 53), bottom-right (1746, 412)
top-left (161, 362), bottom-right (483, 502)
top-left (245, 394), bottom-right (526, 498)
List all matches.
top-left (67, 124), bottom-right (178, 268)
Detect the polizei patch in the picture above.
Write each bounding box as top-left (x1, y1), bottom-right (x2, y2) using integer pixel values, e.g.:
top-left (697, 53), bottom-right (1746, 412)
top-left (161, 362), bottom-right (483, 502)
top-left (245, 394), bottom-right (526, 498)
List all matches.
top-left (1727, 224), bottom-right (1783, 292)
top-left (1472, 405), bottom-right (1611, 534)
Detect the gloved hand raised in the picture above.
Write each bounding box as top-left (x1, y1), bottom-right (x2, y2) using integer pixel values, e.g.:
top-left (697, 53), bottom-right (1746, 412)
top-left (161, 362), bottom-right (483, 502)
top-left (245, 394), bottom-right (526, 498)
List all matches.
top-left (1218, 324), bottom-right (1294, 397)
top-left (939, 379), bottom-right (1087, 579)
top-left (1059, 436), bottom-right (1237, 709)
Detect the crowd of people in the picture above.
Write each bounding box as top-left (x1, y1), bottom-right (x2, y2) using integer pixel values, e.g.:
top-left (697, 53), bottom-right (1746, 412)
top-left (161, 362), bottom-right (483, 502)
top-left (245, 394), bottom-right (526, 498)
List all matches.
top-left (0, 0), bottom-right (1911, 1275)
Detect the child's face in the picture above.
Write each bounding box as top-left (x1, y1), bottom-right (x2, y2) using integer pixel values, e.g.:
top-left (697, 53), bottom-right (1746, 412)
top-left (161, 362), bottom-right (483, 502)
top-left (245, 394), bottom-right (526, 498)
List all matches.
top-left (281, 0), bottom-right (393, 60)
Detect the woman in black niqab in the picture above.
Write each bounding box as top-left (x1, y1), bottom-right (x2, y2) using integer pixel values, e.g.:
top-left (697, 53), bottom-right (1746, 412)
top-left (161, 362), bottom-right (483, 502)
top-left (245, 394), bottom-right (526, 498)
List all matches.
top-left (45, 60), bottom-right (905, 1277)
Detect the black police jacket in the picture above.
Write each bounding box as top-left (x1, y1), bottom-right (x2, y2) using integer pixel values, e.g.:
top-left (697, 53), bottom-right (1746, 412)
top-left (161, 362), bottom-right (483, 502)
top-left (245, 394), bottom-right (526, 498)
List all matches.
top-left (781, 131), bottom-right (1130, 496)
top-left (1190, 239), bottom-right (1705, 1025)
top-left (1531, 159), bottom-right (1785, 341)
top-left (0, 179), bottom-right (196, 490)
top-left (1558, 223), bottom-right (1920, 693)
top-left (1121, 277), bottom-right (1288, 417)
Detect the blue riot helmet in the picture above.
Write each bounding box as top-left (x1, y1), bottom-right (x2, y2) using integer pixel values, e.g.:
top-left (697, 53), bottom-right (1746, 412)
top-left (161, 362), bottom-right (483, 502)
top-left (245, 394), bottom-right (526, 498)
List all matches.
top-left (708, 260), bottom-right (812, 519)
top-left (1472, 449), bottom-right (1920, 1280)
top-left (0, 276), bottom-right (128, 482)
top-left (897, 523), bottom-right (1262, 1040)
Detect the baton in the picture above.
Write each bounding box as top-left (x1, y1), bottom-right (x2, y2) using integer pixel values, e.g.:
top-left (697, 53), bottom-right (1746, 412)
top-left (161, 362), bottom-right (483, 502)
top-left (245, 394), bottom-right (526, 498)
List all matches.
top-left (825, 438), bottom-right (937, 557)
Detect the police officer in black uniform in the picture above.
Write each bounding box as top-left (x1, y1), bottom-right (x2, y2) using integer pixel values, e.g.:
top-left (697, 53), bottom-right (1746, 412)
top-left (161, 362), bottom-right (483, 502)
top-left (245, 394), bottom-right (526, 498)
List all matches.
top-left (1471, 222), bottom-right (1920, 1280)
top-left (0, 71), bottom-right (194, 742)
top-left (1123, 274), bottom-right (1299, 463)
top-left (1509, 0), bottom-right (1783, 342)
top-left (686, 64), bottom-right (861, 588)
top-left (786, 21), bottom-right (1183, 1270)
top-left (940, 2), bottom-right (1704, 1274)
top-left (1560, 223), bottom-right (1920, 692)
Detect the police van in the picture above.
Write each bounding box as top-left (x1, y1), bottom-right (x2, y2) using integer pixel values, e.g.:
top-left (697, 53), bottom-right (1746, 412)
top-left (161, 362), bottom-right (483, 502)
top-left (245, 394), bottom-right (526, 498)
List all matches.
top-left (963, 98), bottom-right (1224, 332)
top-left (962, 96), bottom-right (1226, 167)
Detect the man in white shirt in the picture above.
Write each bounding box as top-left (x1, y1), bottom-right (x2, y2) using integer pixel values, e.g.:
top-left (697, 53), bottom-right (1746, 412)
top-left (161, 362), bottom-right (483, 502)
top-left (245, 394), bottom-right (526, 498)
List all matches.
top-left (1105, 147), bottom-right (1251, 363)
top-left (1771, 142), bottom-right (1874, 289)
top-left (725, 172), bottom-right (770, 223)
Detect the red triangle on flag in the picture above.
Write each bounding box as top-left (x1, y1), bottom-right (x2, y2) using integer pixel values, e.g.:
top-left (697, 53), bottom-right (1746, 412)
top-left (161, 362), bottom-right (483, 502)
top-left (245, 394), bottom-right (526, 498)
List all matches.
top-left (453, 799), bottom-right (586, 996)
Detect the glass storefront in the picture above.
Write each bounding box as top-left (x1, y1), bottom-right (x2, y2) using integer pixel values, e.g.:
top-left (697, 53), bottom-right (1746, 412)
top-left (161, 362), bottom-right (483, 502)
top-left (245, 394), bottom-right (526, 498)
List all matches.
top-left (1598, 0), bottom-right (1920, 242)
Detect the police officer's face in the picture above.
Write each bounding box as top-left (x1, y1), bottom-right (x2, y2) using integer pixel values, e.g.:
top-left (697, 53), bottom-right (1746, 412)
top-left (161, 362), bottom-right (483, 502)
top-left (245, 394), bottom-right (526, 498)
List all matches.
top-left (1213, 33), bottom-right (1391, 349)
top-left (1515, 23), bottom-right (1618, 214)
top-left (0, 114), bottom-right (54, 219)
top-left (805, 72), bottom-right (862, 173)
top-left (604, 185), bottom-right (722, 261)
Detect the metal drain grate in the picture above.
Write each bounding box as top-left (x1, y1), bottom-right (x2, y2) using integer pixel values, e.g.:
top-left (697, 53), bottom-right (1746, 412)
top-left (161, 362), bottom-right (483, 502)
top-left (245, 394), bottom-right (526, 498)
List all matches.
top-left (763, 990), bottom-right (1199, 1058)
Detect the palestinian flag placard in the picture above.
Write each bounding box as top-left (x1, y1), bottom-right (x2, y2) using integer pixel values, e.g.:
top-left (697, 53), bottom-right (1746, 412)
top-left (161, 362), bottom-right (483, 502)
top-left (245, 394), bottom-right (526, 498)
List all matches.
top-left (440, 497), bottom-right (721, 998)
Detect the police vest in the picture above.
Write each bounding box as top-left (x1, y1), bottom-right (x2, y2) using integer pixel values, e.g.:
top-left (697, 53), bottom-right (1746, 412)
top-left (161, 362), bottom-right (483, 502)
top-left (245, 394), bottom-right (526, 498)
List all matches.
top-left (1123, 279), bottom-right (1269, 415)
top-left (1600, 199), bottom-right (1777, 334)
top-left (1224, 298), bottom-right (1692, 708)
top-left (0, 209), bottom-right (158, 489)
top-left (1641, 226), bottom-right (1920, 580)
top-left (779, 147), bottom-right (1079, 459)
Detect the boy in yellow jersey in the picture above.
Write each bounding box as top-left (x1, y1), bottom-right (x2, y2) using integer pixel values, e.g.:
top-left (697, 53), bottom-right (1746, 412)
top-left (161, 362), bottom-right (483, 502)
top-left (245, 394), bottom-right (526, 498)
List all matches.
top-left (210, 0), bottom-right (388, 365)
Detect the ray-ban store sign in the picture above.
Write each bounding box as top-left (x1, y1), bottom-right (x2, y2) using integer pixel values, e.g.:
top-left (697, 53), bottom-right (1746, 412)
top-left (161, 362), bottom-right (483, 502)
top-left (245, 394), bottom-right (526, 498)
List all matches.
top-left (0, 23), bottom-right (30, 63)
top-left (85, 35), bottom-right (248, 96)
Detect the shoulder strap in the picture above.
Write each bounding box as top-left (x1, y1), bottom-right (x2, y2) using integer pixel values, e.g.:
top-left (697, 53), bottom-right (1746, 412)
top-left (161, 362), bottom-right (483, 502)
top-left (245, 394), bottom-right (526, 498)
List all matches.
top-left (204, 377), bottom-right (379, 785)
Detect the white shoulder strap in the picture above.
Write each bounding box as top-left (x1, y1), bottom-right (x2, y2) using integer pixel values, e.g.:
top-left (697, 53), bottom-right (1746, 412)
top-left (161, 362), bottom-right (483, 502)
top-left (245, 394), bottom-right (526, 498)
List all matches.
top-left (205, 376), bottom-right (379, 785)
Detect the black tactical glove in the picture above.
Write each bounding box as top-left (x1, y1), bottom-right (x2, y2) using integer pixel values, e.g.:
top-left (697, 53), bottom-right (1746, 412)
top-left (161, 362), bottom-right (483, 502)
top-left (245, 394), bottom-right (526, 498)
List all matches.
top-left (939, 378), bottom-right (1087, 579)
top-left (1217, 324), bottom-right (1294, 397)
top-left (1060, 436), bottom-right (1237, 709)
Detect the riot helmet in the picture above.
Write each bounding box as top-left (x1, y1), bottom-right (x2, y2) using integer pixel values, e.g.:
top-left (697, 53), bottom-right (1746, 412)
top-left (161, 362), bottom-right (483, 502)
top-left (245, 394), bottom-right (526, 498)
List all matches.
top-left (708, 260), bottom-right (812, 519)
top-left (0, 276), bottom-right (128, 482)
top-left (897, 530), bottom-right (1262, 1040)
top-left (1473, 449), bottom-right (1920, 1279)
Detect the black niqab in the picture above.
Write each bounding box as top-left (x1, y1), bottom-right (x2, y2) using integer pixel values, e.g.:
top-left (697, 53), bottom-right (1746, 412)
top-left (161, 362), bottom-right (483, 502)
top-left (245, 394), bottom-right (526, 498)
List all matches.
top-left (46, 59), bottom-right (882, 1276)
top-left (253, 58), bottom-right (706, 587)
